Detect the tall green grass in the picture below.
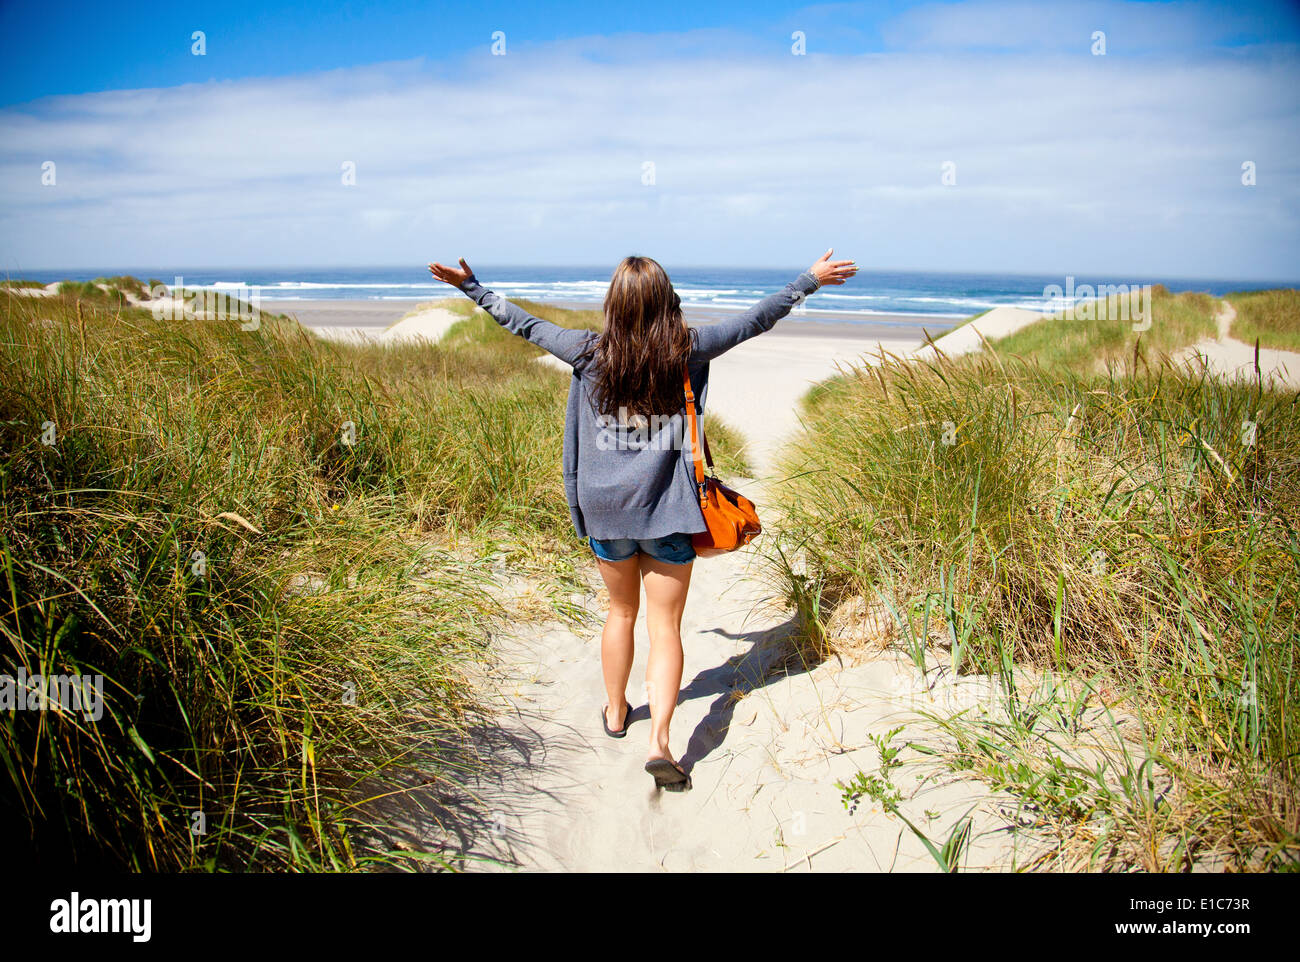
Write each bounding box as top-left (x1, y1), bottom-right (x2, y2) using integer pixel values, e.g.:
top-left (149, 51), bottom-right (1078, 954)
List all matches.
top-left (0, 283), bottom-right (595, 870)
top-left (771, 341), bottom-right (1298, 870)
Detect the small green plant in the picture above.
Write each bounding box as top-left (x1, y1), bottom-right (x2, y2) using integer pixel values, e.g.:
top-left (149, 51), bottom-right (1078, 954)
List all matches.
top-left (838, 725), bottom-right (906, 813)
top-left (92, 274), bottom-right (146, 297)
top-left (837, 724), bottom-right (975, 872)
top-left (894, 810), bottom-right (974, 873)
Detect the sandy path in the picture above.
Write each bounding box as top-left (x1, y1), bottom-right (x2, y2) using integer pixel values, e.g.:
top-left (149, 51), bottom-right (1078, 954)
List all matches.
top-left (702, 333), bottom-right (917, 477)
top-left (1177, 300), bottom-right (1300, 390)
top-left (908, 306), bottom-right (1046, 363)
top-left (419, 331), bottom-right (1041, 872)
top-left (438, 543), bottom-right (1041, 872)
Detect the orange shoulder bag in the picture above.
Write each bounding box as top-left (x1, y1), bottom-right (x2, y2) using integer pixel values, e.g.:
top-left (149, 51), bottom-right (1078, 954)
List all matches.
top-left (682, 367), bottom-right (761, 556)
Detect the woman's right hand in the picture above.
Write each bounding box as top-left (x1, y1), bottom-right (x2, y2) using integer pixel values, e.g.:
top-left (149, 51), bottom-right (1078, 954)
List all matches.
top-left (808, 249), bottom-right (857, 286)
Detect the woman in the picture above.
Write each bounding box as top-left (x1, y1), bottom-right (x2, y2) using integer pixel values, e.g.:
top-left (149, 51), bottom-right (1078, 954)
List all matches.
top-left (428, 251), bottom-right (857, 788)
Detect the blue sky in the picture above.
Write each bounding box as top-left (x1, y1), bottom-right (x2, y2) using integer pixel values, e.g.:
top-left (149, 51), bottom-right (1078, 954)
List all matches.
top-left (2, 0), bottom-right (1299, 277)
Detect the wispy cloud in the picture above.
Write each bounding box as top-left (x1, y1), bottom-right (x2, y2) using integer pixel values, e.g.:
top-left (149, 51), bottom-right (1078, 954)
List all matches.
top-left (1, 7), bottom-right (1297, 278)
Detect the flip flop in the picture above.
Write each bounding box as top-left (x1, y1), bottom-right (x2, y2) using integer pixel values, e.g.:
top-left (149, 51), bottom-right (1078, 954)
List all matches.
top-left (601, 700), bottom-right (631, 738)
top-left (644, 758), bottom-right (691, 790)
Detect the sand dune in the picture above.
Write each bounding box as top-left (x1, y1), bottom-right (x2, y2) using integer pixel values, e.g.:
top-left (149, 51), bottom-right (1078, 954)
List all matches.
top-left (305, 305), bottom-right (463, 346)
top-left (1, 282), bottom-right (60, 298)
top-left (909, 299), bottom-right (1300, 392)
top-left (907, 306), bottom-right (1046, 362)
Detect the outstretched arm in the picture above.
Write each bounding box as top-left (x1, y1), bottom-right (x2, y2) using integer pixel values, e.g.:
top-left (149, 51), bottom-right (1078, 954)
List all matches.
top-left (428, 257), bottom-right (594, 367)
top-left (690, 249), bottom-right (857, 362)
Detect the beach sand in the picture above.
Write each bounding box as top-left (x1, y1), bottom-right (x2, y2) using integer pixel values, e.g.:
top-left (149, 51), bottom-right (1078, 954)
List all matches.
top-left (272, 298), bottom-right (419, 331)
top-left (908, 306), bottom-right (1045, 362)
top-left (282, 296), bottom-right (1046, 871)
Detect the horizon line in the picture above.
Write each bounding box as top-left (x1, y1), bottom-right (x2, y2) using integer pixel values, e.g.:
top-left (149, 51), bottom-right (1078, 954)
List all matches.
top-left (5, 264), bottom-right (1300, 287)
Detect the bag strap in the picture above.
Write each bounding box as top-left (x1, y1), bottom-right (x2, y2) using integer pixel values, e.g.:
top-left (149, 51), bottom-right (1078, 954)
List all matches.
top-left (683, 366), bottom-right (713, 505)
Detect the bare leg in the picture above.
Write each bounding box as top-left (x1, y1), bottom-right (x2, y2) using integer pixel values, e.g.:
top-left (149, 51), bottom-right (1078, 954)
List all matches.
top-left (595, 555), bottom-right (640, 730)
top-left (640, 554), bottom-right (693, 769)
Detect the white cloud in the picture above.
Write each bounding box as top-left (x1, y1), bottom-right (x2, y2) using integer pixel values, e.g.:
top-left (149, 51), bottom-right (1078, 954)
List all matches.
top-left (1, 24), bottom-right (1297, 279)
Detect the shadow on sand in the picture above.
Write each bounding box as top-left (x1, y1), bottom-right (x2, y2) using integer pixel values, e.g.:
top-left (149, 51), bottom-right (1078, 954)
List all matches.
top-left (676, 613), bottom-right (822, 772)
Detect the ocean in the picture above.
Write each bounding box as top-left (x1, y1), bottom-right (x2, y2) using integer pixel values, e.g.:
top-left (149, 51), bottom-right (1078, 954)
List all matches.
top-left (14, 266), bottom-right (1288, 326)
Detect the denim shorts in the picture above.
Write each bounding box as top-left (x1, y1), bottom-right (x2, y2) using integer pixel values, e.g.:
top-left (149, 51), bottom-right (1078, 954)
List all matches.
top-left (588, 532), bottom-right (696, 565)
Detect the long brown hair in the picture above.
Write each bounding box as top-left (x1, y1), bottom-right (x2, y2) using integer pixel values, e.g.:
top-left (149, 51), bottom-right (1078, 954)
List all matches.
top-left (589, 256), bottom-right (692, 419)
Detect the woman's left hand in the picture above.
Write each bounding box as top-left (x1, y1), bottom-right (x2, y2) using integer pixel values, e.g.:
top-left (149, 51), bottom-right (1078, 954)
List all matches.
top-left (428, 257), bottom-right (475, 287)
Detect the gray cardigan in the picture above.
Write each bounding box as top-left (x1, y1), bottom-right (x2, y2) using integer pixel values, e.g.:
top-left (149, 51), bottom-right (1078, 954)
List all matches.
top-left (457, 270), bottom-right (822, 540)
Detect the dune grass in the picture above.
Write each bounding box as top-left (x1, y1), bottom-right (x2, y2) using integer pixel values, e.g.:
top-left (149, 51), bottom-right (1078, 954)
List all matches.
top-left (54, 279), bottom-right (133, 308)
top-left (1228, 289), bottom-right (1300, 353)
top-left (0, 281), bottom-right (604, 871)
top-left (91, 275), bottom-right (148, 297)
top-left (992, 286), bottom-right (1218, 372)
top-left (771, 340), bottom-right (1298, 871)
